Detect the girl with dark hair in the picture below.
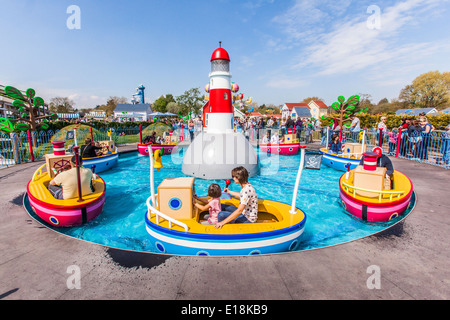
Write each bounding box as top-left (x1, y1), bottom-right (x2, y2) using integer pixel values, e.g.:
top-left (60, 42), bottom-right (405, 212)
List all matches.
top-left (193, 184), bottom-right (223, 225)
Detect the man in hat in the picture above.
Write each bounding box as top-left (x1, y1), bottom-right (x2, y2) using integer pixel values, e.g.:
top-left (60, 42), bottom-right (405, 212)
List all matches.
top-left (359, 147), bottom-right (394, 188)
top-left (48, 155), bottom-right (94, 200)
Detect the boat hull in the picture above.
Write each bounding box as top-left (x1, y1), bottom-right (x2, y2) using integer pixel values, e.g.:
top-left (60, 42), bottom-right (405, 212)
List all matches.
top-left (144, 197), bottom-right (307, 256)
top-left (82, 152), bottom-right (118, 173)
top-left (260, 143), bottom-right (299, 155)
top-left (138, 143), bottom-right (177, 156)
top-left (320, 148), bottom-right (361, 171)
top-left (26, 179), bottom-right (106, 227)
top-left (145, 215), bottom-right (305, 256)
top-left (339, 189), bottom-right (412, 222)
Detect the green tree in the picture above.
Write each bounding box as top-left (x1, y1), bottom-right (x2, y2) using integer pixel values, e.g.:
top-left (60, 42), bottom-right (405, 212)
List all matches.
top-left (399, 71), bottom-right (450, 109)
top-left (176, 88), bottom-right (203, 116)
top-left (378, 98), bottom-right (389, 105)
top-left (97, 96), bottom-right (127, 116)
top-left (166, 101), bottom-right (182, 114)
top-left (301, 97), bottom-right (323, 104)
top-left (49, 97), bottom-right (75, 113)
top-left (153, 94), bottom-right (176, 113)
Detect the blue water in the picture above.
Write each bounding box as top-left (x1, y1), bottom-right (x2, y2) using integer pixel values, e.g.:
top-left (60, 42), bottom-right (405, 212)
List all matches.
top-left (28, 148), bottom-right (414, 255)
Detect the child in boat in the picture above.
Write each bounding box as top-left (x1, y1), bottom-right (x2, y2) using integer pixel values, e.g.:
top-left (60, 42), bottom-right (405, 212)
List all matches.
top-left (262, 132), bottom-right (270, 144)
top-left (329, 134), bottom-right (342, 154)
top-left (215, 166), bottom-right (258, 229)
top-left (270, 133), bottom-right (280, 144)
top-left (193, 183), bottom-right (222, 225)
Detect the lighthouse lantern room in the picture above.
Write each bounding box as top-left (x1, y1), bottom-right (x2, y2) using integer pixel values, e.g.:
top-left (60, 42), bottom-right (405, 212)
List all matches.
top-left (207, 44), bottom-right (234, 133)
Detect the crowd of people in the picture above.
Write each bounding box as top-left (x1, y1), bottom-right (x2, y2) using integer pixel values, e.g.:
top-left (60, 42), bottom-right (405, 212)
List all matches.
top-left (232, 116), bottom-right (322, 144)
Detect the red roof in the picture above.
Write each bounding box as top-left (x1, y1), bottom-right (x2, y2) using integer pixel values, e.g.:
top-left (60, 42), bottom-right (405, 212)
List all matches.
top-left (266, 114), bottom-right (282, 118)
top-left (211, 47), bottom-right (230, 61)
top-left (284, 103), bottom-right (309, 110)
top-left (311, 100), bottom-right (328, 109)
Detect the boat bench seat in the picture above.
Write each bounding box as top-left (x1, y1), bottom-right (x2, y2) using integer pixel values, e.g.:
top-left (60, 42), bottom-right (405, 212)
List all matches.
top-left (198, 211), bottom-right (279, 223)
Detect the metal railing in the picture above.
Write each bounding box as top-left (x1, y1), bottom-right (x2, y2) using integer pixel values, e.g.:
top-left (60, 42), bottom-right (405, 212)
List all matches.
top-left (0, 126), bottom-right (149, 168)
top-left (2, 124), bottom-right (450, 170)
top-left (146, 196), bottom-right (189, 232)
top-left (341, 179), bottom-right (405, 202)
top-left (248, 126), bottom-right (450, 170)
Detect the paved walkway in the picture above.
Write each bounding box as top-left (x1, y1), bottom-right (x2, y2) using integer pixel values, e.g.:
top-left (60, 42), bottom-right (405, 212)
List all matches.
top-left (0, 143), bottom-right (449, 301)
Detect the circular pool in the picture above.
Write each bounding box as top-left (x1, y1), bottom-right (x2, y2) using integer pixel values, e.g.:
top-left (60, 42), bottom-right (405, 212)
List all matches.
top-left (24, 148), bottom-right (415, 256)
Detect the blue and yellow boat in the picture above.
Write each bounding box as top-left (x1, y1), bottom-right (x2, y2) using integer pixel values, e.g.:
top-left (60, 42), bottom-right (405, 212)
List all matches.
top-left (144, 146), bottom-right (308, 256)
top-left (82, 140), bottom-right (118, 173)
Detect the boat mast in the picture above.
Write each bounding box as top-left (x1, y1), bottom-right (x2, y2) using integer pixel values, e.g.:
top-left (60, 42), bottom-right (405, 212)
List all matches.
top-left (290, 145), bottom-right (306, 214)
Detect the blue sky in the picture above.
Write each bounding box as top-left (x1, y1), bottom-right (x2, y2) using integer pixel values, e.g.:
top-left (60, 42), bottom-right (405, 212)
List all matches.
top-left (1, 0), bottom-right (449, 109)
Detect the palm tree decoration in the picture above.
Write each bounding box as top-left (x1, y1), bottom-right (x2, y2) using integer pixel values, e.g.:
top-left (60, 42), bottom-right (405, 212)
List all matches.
top-left (2, 86), bottom-right (58, 132)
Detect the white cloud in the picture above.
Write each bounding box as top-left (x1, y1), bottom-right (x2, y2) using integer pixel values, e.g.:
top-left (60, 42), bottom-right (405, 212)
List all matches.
top-left (274, 0), bottom-right (450, 77)
top-left (266, 78), bottom-right (308, 89)
top-left (272, 0), bottom-right (353, 41)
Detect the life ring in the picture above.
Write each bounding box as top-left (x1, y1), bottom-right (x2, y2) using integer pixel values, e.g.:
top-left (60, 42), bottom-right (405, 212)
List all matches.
top-left (289, 240), bottom-right (298, 251)
top-left (168, 197), bottom-right (182, 210)
top-left (155, 241), bottom-right (165, 253)
top-left (389, 212), bottom-right (399, 221)
top-left (341, 200), bottom-right (347, 211)
top-left (49, 216), bottom-right (60, 226)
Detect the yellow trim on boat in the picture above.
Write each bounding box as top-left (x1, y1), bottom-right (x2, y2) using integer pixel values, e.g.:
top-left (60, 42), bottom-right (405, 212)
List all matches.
top-left (28, 168), bottom-right (106, 207)
top-left (320, 148), bottom-right (362, 159)
top-left (146, 197), bottom-right (305, 234)
top-left (340, 170), bottom-right (412, 204)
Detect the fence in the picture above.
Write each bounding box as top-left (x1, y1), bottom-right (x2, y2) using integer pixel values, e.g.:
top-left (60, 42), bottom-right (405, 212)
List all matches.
top-left (1, 125), bottom-right (449, 170)
top-left (0, 126), bottom-right (142, 168)
top-left (242, 125), bottom-right (450, 170)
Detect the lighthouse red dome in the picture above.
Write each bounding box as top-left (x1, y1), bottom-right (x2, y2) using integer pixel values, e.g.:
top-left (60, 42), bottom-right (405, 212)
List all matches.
top-left (210, 47), bottom-right (230, 61)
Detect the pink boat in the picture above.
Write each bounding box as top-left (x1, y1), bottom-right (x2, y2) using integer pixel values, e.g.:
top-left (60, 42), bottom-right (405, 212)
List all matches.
top-left (26, 168), bottom-right (106, 227)
top-left (339, 170), bottom-right (414, 222)
top-left (138, 143), bottom-right (177, 156)
top-left (260, 143), bottom-right (300, 155)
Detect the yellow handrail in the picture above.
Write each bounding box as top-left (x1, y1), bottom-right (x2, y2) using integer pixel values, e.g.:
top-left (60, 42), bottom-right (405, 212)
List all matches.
top-left (341, 180), bottom-right (405, 202)
top-left (32, 164), bottom-right (47, 182)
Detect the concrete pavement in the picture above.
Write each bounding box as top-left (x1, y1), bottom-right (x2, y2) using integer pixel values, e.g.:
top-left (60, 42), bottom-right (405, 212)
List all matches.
top-left (0, 143), bottom-right (449, 301)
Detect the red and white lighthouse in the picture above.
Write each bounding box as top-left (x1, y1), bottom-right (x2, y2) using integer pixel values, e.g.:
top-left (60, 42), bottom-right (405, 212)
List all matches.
top-left (182, 44), bottom-right (259, 180)
top-left (205, 45), bottom-right (234, 133)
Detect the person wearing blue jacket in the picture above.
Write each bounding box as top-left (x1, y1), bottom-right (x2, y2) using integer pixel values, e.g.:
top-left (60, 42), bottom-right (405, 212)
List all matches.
top-left (329, 134), bottom-right (342, 154)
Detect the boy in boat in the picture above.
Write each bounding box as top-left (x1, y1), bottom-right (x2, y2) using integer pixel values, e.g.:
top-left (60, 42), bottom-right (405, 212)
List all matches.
top-left (48, 155), bottom-right (95, 200)
top-left (143, 131), bottom-right (157, 144)
top-left (215, 167), bottom-right (258, 229)
top-left (359, 147), bottom-right (394, 189)
top-left (262, 132), bottom-right (270, 144)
